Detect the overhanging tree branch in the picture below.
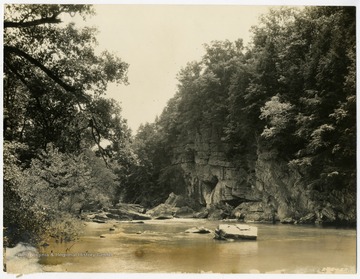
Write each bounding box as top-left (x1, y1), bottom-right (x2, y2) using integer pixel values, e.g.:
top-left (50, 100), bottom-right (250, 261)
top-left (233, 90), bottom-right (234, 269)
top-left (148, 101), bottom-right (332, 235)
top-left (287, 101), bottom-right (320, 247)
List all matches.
top-left (4, 16), bottom-right (61, 28)
top-left (4, 45), bottom-right (89, 102)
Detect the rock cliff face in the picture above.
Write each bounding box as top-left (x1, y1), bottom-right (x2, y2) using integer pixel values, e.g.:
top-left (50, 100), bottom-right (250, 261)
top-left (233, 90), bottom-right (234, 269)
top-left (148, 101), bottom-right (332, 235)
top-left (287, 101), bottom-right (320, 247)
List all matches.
top-left (172, 126), bottom-right (356, 225)
top-left (173, 127), bottom-right (260, 208)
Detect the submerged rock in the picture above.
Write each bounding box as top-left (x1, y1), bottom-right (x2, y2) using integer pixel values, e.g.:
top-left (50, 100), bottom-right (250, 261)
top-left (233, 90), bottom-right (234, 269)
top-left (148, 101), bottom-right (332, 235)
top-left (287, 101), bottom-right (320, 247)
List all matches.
top-left (155, 215), bottom-right (173, 220)
top-left (92, 219), bottom-right (106, 223)
top-left (214, 224), bottom-right (258, 240)
top-left (124, 220), bottom-right (145, 224)
top-left (185, 227), bottom-right (211, 234)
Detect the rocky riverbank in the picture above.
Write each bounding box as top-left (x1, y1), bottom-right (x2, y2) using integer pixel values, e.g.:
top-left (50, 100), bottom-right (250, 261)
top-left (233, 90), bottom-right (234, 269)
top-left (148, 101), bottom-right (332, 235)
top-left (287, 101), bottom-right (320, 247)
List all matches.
top-left (82, 193), bottom-right (355, 227)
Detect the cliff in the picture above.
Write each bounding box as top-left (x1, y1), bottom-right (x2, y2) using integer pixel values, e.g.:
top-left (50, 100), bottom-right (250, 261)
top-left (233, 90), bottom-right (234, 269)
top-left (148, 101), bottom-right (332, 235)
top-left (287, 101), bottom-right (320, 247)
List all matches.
top-left (172, 126), bottom-right (356, 225)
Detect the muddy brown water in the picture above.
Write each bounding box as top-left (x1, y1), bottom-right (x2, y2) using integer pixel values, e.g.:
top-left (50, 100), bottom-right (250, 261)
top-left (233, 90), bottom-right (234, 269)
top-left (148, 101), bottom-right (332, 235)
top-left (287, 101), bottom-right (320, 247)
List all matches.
top-left (37, 219), bottom-right (356, 273)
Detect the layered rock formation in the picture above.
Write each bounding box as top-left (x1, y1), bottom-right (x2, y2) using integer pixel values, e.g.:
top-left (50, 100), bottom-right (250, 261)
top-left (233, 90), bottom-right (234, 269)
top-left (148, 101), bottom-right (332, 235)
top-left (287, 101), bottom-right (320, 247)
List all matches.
top-left (171, 126), bottom-right (356, 225)
top-left (173, 127), bottom-right (260, 207)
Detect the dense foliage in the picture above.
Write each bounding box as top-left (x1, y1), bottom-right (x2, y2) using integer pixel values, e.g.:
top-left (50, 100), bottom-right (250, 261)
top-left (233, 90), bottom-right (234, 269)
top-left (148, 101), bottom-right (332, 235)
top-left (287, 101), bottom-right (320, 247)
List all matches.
top-left (3, 4), bottom-right (132, 246)
top-left (127, 7), bottom-right (356, 209)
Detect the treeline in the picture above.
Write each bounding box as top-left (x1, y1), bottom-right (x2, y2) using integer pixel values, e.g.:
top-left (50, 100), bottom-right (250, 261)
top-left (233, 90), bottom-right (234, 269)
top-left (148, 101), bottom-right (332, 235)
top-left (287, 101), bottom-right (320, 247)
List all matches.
top-left (123, 7), bottom-right (356, 209)
top-left (3, 5), bottom-right (356, 246)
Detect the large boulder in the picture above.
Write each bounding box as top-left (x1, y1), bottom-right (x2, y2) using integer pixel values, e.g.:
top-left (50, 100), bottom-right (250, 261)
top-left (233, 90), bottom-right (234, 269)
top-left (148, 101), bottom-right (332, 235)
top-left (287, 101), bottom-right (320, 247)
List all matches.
top-left (165, 192), bottom-right (188, 207)
top-left (207, 204), bottom-right (233, 220)
top-left (232, 202), bottom-right (275, 223)
top-left (193, 207), bottom-right (209, 219)
top-left (174, 206), bottom-right (195, 218)
top-left (146, 203), bottom-right (177, 218)
top-left (147, 193), bottom-right (200, 218)
top-left (214, 224), bottom-right (258, 240)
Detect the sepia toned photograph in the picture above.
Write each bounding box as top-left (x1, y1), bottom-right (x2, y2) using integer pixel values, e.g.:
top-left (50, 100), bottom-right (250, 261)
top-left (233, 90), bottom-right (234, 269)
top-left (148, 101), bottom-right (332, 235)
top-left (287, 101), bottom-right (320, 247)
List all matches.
top-left (2, 0), bottom-right (357, 276)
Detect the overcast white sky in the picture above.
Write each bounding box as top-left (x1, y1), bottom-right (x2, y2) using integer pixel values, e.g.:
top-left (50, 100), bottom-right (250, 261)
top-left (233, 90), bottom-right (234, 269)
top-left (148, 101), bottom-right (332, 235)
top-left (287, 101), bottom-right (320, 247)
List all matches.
top-left (65, 4), bottom-right (282, 133)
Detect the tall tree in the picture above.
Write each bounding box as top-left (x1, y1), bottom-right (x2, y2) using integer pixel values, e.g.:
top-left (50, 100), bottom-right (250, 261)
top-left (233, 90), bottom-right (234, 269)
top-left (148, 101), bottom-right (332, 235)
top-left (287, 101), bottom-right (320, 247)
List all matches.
top-left (4, 4), bottom-right (129, 156)
top-left (3, 4), bottom-right (131, 245)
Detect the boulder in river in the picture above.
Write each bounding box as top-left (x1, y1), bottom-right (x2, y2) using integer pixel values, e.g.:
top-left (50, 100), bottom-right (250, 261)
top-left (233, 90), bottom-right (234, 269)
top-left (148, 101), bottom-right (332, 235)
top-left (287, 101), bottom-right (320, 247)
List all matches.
top-left (147, 204), bottom-right (177, 217)
top-left (174, 206), bottom-right (195, 218)
top-left (193, 208), bottom-right (209, 219)
top-left (147, 192), bottom-right (201, 218)
top-left (214, 224), bottom-right (258, 240)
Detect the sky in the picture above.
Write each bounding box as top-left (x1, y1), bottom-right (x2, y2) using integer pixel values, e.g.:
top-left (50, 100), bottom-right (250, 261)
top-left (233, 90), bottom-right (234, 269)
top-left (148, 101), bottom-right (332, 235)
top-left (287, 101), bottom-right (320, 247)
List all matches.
top-left (66, 4), bottom-right (281, 133)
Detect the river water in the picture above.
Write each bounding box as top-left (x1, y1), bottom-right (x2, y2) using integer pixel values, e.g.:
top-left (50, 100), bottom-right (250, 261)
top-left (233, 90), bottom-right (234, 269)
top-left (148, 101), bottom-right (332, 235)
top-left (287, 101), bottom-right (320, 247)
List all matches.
top-left (36, 219), bottom-right (356, 274)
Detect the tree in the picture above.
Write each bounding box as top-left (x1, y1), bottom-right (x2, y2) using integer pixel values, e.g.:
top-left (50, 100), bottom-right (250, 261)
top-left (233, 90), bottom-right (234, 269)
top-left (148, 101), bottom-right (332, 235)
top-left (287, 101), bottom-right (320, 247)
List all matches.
top-left (289, 7), bottom-right (356, 190)
top-left (259, 95), bottom-right (294, 138)
top-left (3, 4), bottom-right (132, 245)
top-left (4, 4), bottom-right (129, 156)
top-left (122, 123), bottom-right (173, 207)
top-left (3, 140), bottom-right (47, 245)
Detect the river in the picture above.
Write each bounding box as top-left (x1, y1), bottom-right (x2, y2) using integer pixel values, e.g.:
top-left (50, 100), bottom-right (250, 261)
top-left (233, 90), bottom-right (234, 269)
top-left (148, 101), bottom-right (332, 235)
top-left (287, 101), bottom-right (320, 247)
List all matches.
top-left (17, 219), bottom-right (357, 273)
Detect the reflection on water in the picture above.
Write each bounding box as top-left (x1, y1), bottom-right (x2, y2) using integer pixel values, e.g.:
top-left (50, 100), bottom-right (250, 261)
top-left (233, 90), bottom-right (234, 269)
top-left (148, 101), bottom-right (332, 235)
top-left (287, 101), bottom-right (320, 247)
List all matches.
top-left (37, 219), bottom-right (356, 273)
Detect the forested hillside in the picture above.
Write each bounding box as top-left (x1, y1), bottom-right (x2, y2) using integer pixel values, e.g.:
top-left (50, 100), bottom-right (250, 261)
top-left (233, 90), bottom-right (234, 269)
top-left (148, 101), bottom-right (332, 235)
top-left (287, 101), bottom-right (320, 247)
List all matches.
top-left (3, 5), bottom-right (356, 247)
top-left (126, 7), bottom-right (356, 224)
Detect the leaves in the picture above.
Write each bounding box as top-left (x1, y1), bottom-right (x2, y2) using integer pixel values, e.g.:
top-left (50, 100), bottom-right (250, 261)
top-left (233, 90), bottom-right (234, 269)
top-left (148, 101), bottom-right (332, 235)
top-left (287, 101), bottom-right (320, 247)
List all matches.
top-left (259, 95), bottom-right (294, 138)
top-left (4, 4), bottom-right (129, 155)
top-left (3, 4), bottom-right (133, 245)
